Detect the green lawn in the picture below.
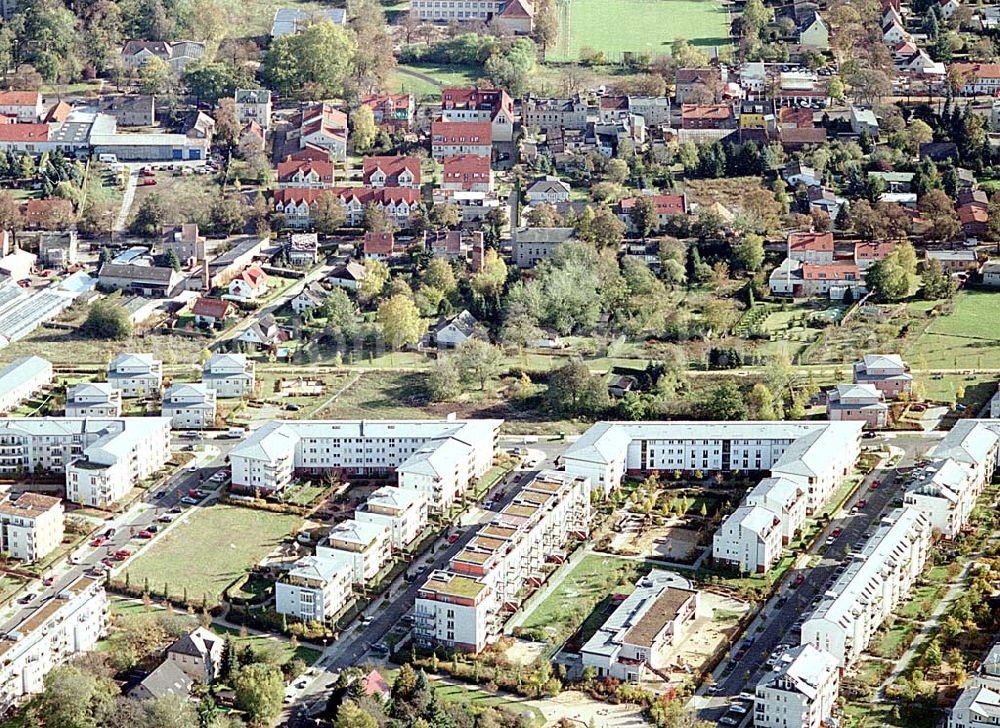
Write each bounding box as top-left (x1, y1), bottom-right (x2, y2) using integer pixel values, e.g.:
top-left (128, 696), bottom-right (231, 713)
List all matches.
top-left (391, 64), bottom-right (485, 99)
top-left (123, 504), bottom-right (302, 606)
top-left (908, 290), bottom-right (1000, 368)
top-left (548, 0), bottom-right (731, 61)
top-left (434, 683), bottom-right (545, 727)
top-left (518, 554), bottom-right (647, 644)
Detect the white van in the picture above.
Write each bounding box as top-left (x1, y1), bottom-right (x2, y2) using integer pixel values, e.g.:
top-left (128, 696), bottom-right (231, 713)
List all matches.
top-left (228, 427), bottom-right (246, 437)
top-left (98, 153), bottom-right (118, 164)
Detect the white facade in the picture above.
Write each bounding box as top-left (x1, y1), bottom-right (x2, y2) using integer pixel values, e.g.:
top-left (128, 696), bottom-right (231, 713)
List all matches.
top-left (107, 353), bottom-right (162, 398)
top-left (754, 644), bottom-right (840, 728)
top-left (202, 353), bottom-right (255, 399)
top-left (65, 382), bottom-right (122, 418)
top-left (712, 504), bottom-right (783, 574)
top-left (0, 576), bottom-right (108, 712)
top-left (355, 485), bottom-right (428, 550)
top-left (0, 356), bottom-right (52, 415)
top-left (744, 476), bottom-right (807, 544)
top-left (317, 519), bottom-right (391, 583)
top-left (414, 471), bottom-right (591, 653)
top-left (801, 508), bottom-right (931, 667)
top-left (0, 493), bottom-right (63, 562)
top-left (161, 383), bottom-right (217, 429)
top-left (276, 552), bottom-right (354, 622)
top-left (904, 458), bottom-right (979, 539)
top-left (229, 419), bottom-right (501, 510)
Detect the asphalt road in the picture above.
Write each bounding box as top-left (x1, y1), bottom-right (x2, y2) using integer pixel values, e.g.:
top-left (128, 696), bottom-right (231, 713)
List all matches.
top-left (697, 434), bottom-right (936, 721)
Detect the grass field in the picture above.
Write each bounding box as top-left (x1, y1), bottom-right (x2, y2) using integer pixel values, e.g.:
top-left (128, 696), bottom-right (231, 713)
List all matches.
top-left (547, 0), bottom-right (730, 62)
top-left (124, 504), bottom-right (302, 606)
top-left (391, 64), bottom-right (484, 99)
top-left (908, 290), bottom-right (1000, 368)
top-left (434, 683), bottom-right (545, 726)
top-left (518, 554), bottom-right (646, 645)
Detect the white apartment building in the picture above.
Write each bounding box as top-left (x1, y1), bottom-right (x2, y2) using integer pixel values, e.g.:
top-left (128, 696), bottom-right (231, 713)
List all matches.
top-left (107, 353), bottom-right (162, 398)
top-left (949, 642), bottom-right (1000, 728)
top-left (414, 471), bottom-right (591, 653)
top-left (276, 551), bottom-right (354, 622)
top-left (317, 519), bottom-right (391, 583)
top-left (0, 493), bottom-right (63, 562)
top-left (202, 353), bottom-right (256, 399)
top-left (754, 644), bottom-right (840, 728)
top-left (712, 504), bottom-right (783, 574)
top-left (0, 418), bottom-right (170, 508)
top-left (0, 356), bottom-right (52, 415)
top-left (801, 508), bottom-right (931, 667)
top-left (229, 419), bottom-right (501, 510)
top-left (581, 570), bottom-right (699, 681)
top-left (161, 383), bottom-right (217, 429)
top-left (563, 421), bottom-right (863, 512)
top-left (745, 476), bottom-right (807, 544)
top-left (904, 458), bottom-right (979, 539)
top-left (0, 575), bottom-right (108, 712)
top-left (932, 420), bottom-right (1000, 489)
top-left (355, 485), bottom-right (428, 550)
top-left (65, 382), bottom-right (121, 418)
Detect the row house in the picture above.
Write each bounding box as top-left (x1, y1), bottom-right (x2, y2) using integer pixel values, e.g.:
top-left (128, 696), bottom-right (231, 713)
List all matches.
top-left (0, 356), bottom-right (52, 415)
top-left (431, 121), bottom-right (492, 160)
top-left (442, 154), bottom-right (493, 192)
top-left (65, 382), bottom-right (121, 418)
top-left (441, 87), bottom-right (514, 142)
top-left (272, 187), bottom-right (420, 229)
top-left (581, 571), bottom-right (700, 681)
top-left (202, 353), bottom-right (255, 399)
top-left (229, 419), bottom-right (501, 511)
top-left (852, 354), bottom-right (912, 398)
top-left (680, 103), bottom-right (735, 130)
top-left (769, 258), bottom-right (866, 300)
top-left (754, 644), bottom-right (840, 728)
top-left (0, 91), bottom-right (43, 122)
top-left (563, 421), bottom-right (863, 501)
top-left (712, 504), bottom-right (783, 573)
top-left (277, 157), bottom-right (335, 189)
top-left (0, 576), bottom-right (107, 712)
top-left (0, 492), bottom-right (63, 562)
top-left (161, 383), bottom-right (217, 429)
top-left (362, 155), bottom-right (421, 188)
top-left (107, 352), bottom-right (162, 398)
top-left (617, 194), bottom-right (686, 235)
top-left (904, 457), bottom-right (980, 539)
top-left (827, 383), bottom-right (889, 429)
top-left (414, 470), bottom-right (592, 653)
top-left (287, 103), bottom-right (348, 161)
top-left (599, 96), bottom-right (671, 126)
top-left (360, 93), bottom-right (414, 131)
top-left (801, 508), bottom-right (931, 667)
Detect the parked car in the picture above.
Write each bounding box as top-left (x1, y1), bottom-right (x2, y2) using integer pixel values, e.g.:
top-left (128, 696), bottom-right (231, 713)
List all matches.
top-left (141, 178), bottom-right (157, 186)
top-left (158, 514), bottom-right (174, 523)
top-left (792, 573), bottom-right (805, 586)
top-left (90, 537), bottom-right (107, 547)
top-left (870, 480), bottom-right (880, 489)
top-left (447, 533), bottom-right (460, 544)
top-left (136, 530), bottom-right (154, 539)
top-left (17, 593), bottom-right (36, 605)
top-left (831, 527), bottom-right (842, 538)
top-left (181, 496), bottom-right (199, 505)
top-left (101, 558), bottom-right (116, 569)
top-left (857, 499), bottom-right (867, 508)
top-left (104, 528), bottom-right (116, 538)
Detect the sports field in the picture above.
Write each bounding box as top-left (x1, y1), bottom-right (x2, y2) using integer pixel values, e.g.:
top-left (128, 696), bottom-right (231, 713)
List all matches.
top-left (547, 0), bottom-right (731, 62)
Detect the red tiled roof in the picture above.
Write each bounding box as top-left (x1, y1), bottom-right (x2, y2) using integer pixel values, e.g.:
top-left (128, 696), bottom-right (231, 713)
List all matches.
top-left (431, 121), bottom-right (492, 145)
top-left (681, 104), bottom-right (732, 121)
top-left (237, 264), bottom-right (268, 287)
top-left (500, 0), bottom-right (534, 18)
top-left (443, 154), bottom-right (491, 187)
top-left (191, 297), bottom-right (233, 318)
top-left (779, 127), bottom-right (827, 145)
top-left (274, 187), bottom-right (420, 209)
top-left (958, 204), bottom-right (989, 225)
top-left (950, 62), bottom-right (1000, 80)
top-left (363, 231), bottom-right (395, 255)
top-left (44, 101), bottom-right (71, 123)
top-left (854, 241), bottom-right (895, 261)
top-left (0, 123), bottom-right (48, 142)
top-left (361, 93), bottom-right (412, 112)
top-left (620, 195), bottom-right (685, 215)
top-left (0, 91), bottom-right (41, 107)
top-left (789, 231), bottom-right (834, 252)
top-left (440, 87), bottom-right (512, 116)
top-left (801, 262), bottom-right (860, 279)
top-left (277, 158), bottom-right (334, 183)
top-left (361, 156), bottom-right (421, 187)
top-left (23, 198), bottom-right (71, 224)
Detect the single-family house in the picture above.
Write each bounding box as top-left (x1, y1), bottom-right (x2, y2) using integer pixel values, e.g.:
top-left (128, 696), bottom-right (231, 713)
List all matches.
top-left (234, 89), bottom-right (272, 130)
top-left (432, 310), bottom-right (486, 348)
top-left (190, 297), bottom-right (235, 326)
top-left (360, 93), bottom-right (414, 131)
top-left (526, 175), bottom-right (571, 204)
top-left (227, 265), bottom-right (269, 301)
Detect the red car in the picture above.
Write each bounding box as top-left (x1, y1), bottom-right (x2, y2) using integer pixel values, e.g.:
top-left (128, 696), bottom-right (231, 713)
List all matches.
top-left (90, 536), bottom-right (107, 547)
top-left (142, 178), bottom-right (157, 185)
top-left (857, 499), bottom-right (867, 508)
top-left (792, 573), bottom-right (805, 586)
top-left (112, 549), bottom-right (131, 560)
top-left (447, 534), bottom-right (460, 544)
top-left (831, 527), bottom-right (842, 538)
top-left (100, 558), bottom-right (115, 569)
top-left (136, 530), bottom-right (153, 539)
top-left (870, 480), bottom-right (880, 489)
top-left (42, 576), bottom-right (54, 586)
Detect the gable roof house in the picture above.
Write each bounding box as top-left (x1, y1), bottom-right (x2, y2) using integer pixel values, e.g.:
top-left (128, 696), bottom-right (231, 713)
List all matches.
top-left (290, 282), bottom-right (331, 314)
top-left (0, 91), bottom-right (43, 122)
top-left (675, 68), bottom-right (725, 104)
top-left (788, 231), bottom-right (834, 264)
top-left (227, 264), bottom-right (269, 302)
top-left (97, 95), bottom-right (156, 127)
top-left (277, 157), bottom-right (335, 189)
top-left (432, 309), bottom-right (487, 348)
top-left (442, 154), bottom-right (492, 192)
top-left (360, 93), bottom-right (414, 130)
top-left (431, 121), bottom-right (492, 160)
top-left (526, 175), bottom-right (571, 204)
top-left (440, 86), bottom-right (514, 142)
top-left (190, 297), bottom-right (235, 325)
top-left (287, 103), bottom-right (348, 161)
top-left (618, 195), bottom-right (687, 234)
top-left (362, 156), bottom-right (420, 188)
top-left (798, 11), bottom-right (830, 49)
top-left (234, 88), bottom-right (272, 130)
top-left (98, 263), bottom-right (184, 298)
top-left (362, 231), bottom-right (399, 261)
top-left (120, 40), bottom-right (205, 73)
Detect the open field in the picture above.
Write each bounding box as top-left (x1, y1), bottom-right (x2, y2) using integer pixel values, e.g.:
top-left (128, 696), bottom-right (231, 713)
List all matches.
top-left (547, 0), bottom-right (730, 61)
top-left (434, 683), bottom-right (545, 726)
top-left (391, 64), bottom-right (485, 98)
top-left (517, 554), bottom-right (647, 645)
top-left (0, 324), bottom-right (207, 368)
top-left (124, 504), bottom-right (301, 606)
top-left (907, 290), bottom-right (1000, 368)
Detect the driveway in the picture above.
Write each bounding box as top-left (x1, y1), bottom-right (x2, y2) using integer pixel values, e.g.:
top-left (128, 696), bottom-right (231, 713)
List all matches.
top-left (114, 166), bottom-right (140, 231)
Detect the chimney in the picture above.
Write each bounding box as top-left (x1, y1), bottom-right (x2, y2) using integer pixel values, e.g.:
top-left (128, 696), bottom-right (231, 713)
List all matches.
top-left (469, 232), bottom-right (484, 273)
top-left (202, 259), bottom-right (209, 291)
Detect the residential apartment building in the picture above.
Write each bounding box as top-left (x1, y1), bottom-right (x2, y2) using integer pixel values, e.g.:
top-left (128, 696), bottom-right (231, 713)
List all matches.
top-left (442, 154), bottom-right (493, 192)
top-left (234, 89), bottom-right (272, 130)
top-left (951, 63), bottom-right (1000, 95)
top-left (0, 356), bottom-right (52, 415)
top-left (440, 87), bottom-right (514, 142)
top-left (355, 485), bottom-right (428, 550)
top-left (0, 575), bottom-right (107, 712)
top-left (827, 383), bottom-right (889, 429)
top-left (932, 419), bottom-right (1000, 491)
top-left (563, 421), bottom-right (863, 508)
top-left (0, 91), bottom-right (43, 122)
top-left (948, 642), bottom-right (1000, 728)
top-left (754, 644), bottom-right (840, 728)
top-left (316, 519), bottom-right (391, 583)
top-left (522, 96), bottom-right (590, 132)
top-left (202, 353), bottom-right (255, 399)
top-left (276, 158), bottom-right (335, 189)
top-left (618, 195), bottom-right (686, 234)
top-left (362, 156), bottom-right (421, 188)
top-left (276, 551), bottom-right (354, 622)
top-left (430, 121), bottom-right (492, 160)
top-left (165, 627), bottom-right (224, 683)
top-left (229, 419), bottom-right (501, 510)
top-left (106, 353), bottom-right (162, 398)
top-left (744, 476), bottom-right (807, 544)
top-left (511, 227), bottom-right (577, 268)
top-left (712, 504), bottom-right (783, 573)
top-left (905, 457), bottom-right (981, 539)
top-left (287, 103), bottom-right (348, 161)
top-left (0, 492), bottom-right (63, 562)
top-left (852, 354), bottom-right (913, 398)
top-left (273, 187), bottom-right (420, 229)
top-left (65, 383), bottom-right (122, 418)
top-left (801, 508), bottom-right (931, 667)
top-left (581, 570), bottom-right (699, 681)
top-left (788, 231), bottom-right (835, 264)
top-left (414, 470), bottom-right (592, 652)
top-left (161, 383), bottom-right (217, 429)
